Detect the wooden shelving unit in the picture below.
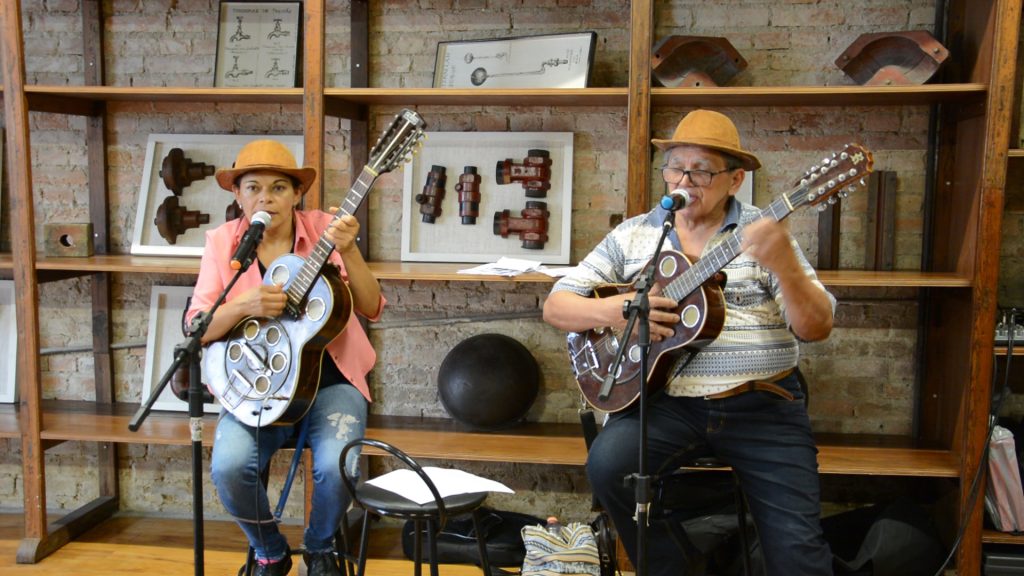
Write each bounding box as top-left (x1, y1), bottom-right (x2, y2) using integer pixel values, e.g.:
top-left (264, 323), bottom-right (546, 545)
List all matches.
top-left (0, 1), bottom-right (1018, 573)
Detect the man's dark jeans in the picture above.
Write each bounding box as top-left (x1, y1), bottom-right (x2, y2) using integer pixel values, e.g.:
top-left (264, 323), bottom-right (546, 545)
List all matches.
top-left (586, 373), bottom-right (833, 575)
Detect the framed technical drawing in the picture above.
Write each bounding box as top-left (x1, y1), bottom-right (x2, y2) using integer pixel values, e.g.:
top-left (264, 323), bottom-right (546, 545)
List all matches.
top-left (0, 281), bottom-right (16, 403)
top-left (433, 32), bottom-right (596, 88)
top-left (215, 1), bottom-right (302, 88)
top-left (141, 286), bottom-right (221, 414)
top-left (130, 133), bottom-right (303, 256)
top-left (401, 132), bottom-right (573, 265)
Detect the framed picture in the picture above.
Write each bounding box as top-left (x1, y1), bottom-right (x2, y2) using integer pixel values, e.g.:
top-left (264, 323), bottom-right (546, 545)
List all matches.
top-left (130, 133), bottom-right (304, 257)
top-left (215, 1), bottom-right (302, 88)
top-left (140, 286), bottom-right (221, 414)
top-left (0, 281), bottom-right (17, 404)
top-left (401, 132), bottom-right (573, 265)
top-left (433, 32), bottom-right (597, 88)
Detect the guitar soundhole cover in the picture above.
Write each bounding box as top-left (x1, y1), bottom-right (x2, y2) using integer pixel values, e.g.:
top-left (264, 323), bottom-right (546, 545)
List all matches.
top-left (659, 254), bottom-right (678, 277)
top-left (243, 320), bottom-right (260, 340)
top-left (270, 352), bottom-right (287, 373)
top-left (306, 297), bottom-right (326, 322)
top-left (629, 344), bottom-right (642, 363)
top-left (680, 304), bottom-right (701, 328)
top-left (270, 263), bottom-right (290, 286)
top-left (254, 374), bottom-right (271, 395)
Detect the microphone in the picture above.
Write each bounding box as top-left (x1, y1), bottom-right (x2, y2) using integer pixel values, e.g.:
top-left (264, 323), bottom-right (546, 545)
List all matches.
top-left (660, 189), bottom-right (692, 211)
top-left (230, 211), bottom-right (272, 271)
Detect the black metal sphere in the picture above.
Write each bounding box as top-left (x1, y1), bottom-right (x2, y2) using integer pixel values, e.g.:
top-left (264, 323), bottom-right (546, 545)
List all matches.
top-left (437, 334), bottom-right (540, 431)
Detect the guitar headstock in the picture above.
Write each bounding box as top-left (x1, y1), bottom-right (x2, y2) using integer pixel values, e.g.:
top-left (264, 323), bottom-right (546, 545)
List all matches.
top-left (368, 108), bottom-right (427, 175)
top-left (789, 143), bottom-right (874, 211)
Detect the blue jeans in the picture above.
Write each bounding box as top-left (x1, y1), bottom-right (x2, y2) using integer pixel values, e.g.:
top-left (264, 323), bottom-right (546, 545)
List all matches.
top-left (587, 373), bottom-right (833, 575)
top-left (211, 383), bottom-right (367, 561)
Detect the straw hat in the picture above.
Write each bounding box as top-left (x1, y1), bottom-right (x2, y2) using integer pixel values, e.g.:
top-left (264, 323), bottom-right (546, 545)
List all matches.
top-left (651, 109), bottom-right (761, 170)
top-left (215, 139), bottom-right (317, 193)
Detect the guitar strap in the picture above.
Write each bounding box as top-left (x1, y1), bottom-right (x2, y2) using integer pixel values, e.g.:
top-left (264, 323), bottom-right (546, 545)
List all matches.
top-left (668, 348), bottom-right (701, 381)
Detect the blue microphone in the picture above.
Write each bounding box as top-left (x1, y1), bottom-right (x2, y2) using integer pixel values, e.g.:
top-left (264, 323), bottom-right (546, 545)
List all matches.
top-left (660, 189), bottom-right (692, 211)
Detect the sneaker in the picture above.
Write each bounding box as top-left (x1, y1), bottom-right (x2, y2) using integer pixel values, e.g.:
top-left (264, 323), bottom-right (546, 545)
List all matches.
top-left (303, 550), bottom-right (341, 576)
top-left (253, 553), bottom-right (293, 576)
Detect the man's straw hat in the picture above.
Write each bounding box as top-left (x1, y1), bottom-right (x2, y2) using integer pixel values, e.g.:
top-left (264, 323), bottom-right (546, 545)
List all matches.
top-left (651, 109), bottom-right (761, 170)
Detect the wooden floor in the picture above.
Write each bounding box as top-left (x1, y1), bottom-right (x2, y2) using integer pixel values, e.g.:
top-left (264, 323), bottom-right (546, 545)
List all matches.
top-left (0, 514), bottom-right (489, 575)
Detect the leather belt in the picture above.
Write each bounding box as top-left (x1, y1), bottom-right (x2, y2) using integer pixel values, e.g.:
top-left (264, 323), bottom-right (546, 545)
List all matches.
top-left (703, 368), bottom-right (795, 401)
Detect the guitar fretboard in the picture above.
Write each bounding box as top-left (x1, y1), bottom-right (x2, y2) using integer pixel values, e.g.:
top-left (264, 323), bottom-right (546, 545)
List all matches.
top-left (284, 166), bottom-right (378, 307)
top-left (661, 187), bottom-right (804, 303)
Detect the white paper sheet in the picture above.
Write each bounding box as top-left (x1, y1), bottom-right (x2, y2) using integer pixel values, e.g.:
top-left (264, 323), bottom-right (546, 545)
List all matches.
top-left (365, 467), bottom-right (514, 505)
top-left (457, 256), bottom-right (572, 277)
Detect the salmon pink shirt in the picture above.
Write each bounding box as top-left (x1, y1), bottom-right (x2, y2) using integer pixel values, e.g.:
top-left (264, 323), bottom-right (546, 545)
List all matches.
top-left (186, 210), bottom-right (385, 402)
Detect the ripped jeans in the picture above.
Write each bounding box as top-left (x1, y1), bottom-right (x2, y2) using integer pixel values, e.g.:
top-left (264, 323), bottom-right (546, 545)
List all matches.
top-left (211, 383), bottom-right (367, 561)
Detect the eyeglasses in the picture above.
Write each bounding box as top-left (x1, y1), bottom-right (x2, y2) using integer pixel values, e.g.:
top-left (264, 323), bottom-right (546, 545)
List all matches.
top-left (660, 165), bottom-right (733, 187)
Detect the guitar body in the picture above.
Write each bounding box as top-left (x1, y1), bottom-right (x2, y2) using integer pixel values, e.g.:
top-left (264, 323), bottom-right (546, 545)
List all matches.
top-left (567, 250), bottom-right (726, 413)
top-left (204, 254), bottom-right (352, 427)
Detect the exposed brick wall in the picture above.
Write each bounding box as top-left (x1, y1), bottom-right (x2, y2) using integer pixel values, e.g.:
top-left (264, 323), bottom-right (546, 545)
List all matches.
top-left (0, 0), bottom-right (943, 525)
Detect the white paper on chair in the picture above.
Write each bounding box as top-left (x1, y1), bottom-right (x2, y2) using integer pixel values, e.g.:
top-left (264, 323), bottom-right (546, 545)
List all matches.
top-left (365, 467), bottom-right (514, 505)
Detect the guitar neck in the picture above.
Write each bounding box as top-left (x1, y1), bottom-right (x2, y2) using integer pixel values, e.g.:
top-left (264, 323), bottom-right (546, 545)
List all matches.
top-left (662, 196), bottom-right (798, 302)
top-left (285, 166), bottom-right (377, 304)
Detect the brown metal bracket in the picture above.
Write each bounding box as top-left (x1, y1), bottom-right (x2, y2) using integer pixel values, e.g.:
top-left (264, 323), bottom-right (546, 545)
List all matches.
top-left (154, 196), bottom-right (210, 245)
top-left (159, 147), bottom-right (215, 195)
top-left (835, 31), bottom-right (949, 86)
top-left (651, 35), bottom-right (747, 87)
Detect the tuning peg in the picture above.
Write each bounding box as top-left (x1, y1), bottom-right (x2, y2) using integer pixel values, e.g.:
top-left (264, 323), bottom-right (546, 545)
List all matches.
top-left (840, 151), bottom-right (849, 160)
top-left (828, 196), bottom-right (838, 205)
top-left (859, 177), bottom-right (867, 186)
top-left (840, 190), bottom-right (849, 198)
top-left (816, 203), bottom-right (828, 212)
top-left (807, 193), bottom-right (817, 203)
top-left (848, 168), bottom-right (857, 177)
top-left (847, 184), bottom-right (857, 193)
top-left (827, 179), bottom-right (836, 189)
top-left (816, 186), bottom-right (826, 196)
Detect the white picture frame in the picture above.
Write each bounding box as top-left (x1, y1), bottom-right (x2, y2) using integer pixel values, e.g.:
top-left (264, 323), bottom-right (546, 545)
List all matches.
top-left (140, 285), bottom-right (221, 414)
top-left (401, 132), bottom-right (574, 265)
top-left (0, 281), bottom-right (17, 404)
top-left (215, 1), bottom-right (302, 88)
top-left (433, 32), bottom-right (597, 88)
top-left (130, 133), bottom-right (304, 257)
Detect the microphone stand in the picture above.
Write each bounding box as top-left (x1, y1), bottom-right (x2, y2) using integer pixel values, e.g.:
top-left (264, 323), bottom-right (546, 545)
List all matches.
top-left (597, 206), bottom-right (676, 576)
top-left (129, 240), bottom-right (261, 576)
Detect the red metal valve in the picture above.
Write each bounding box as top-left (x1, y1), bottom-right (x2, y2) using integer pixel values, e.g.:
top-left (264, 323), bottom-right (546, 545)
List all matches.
top-left (455, 166), bottom-right (482, 224)
top-left (495, 149), bottom-right (552, 198)
top-left (493, 201), bottom-right (549, 249)
top-left (415, 165), bottom-right (447, 223)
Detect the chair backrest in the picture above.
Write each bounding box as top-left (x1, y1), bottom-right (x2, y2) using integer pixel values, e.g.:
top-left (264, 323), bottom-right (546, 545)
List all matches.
top-left (339, 438), bottom-right (451, 526)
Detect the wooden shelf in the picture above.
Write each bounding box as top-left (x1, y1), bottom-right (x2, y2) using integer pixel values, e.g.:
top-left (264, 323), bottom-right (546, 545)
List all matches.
top-left (17, 400), bottom-right (957, 475)
top-left (18, 84), bottom-right (984, 116)
top-left (24, 85), bottom-right (302, 115)
top-left (321, 84), bottom-right (986, 109)
top-left (983, 529), bottom-right (1024, 544)
top-left (18, 254), bottom-right (972, 286)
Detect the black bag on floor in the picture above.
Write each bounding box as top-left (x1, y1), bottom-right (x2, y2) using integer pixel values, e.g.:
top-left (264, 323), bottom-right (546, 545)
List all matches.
top-left (402, 507), bottom-right (545, 567)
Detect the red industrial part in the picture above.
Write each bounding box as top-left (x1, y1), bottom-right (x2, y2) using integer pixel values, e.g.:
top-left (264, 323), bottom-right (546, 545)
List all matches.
top-left (159, 147), bottom-right (215, 195)
top-left (455, 166), bottom-right (482, 224)
top-left (835, 30), bottom-right (949, 86)
top-left (493, 201), bottom-right (549, 250)
top-left (496, 149), bottom-right (552, 197)
top-left (415, 165), bottom-right (447, 223)
top-left (154, 195), bottom-right (210, 244)
top-left (651, 35), bottom-right (748, 87)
